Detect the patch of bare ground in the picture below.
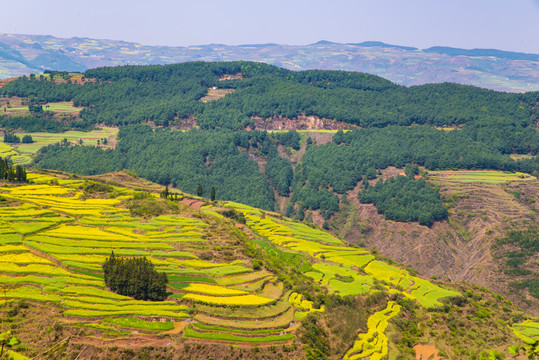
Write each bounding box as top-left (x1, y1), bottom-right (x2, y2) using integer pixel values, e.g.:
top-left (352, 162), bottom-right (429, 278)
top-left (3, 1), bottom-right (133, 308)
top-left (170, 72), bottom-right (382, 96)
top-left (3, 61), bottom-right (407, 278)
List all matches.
top-left (199, 88), bottom-right (235, 102)
top-left (252, 115), bottom-right (357, 131)
top-left (334, 168), bottom-right (539, 314)
top-left (0, 95), bottom-right (25, 108)
top-left (219, 73), bottom-right (244, 81)
top-left (170, 116), bottom-right (198, 130)
top-left (179, 198), bottom-right (205, 209)
top-left (414, 344), bottom-right (440, 360)
top-left (0, 77), bottom-right (17, 88)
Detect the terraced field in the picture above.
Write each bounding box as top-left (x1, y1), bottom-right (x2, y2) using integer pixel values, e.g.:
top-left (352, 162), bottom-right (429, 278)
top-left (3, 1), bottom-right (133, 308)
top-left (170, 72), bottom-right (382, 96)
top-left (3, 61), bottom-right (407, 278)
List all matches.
top-left (343, 301), bottom-right (401, 360)
top-left (5, 127), bottom-right (118, 165)
top-left (0, 172), bottom-right (296, 352)
top-left (512, 320), bottom-right (539, 344)
top-left (1, 171), bottom-right (534, 359)
top-left (221, 202), bottom-right (460, 307)
top-left (429, 170), bottom-right (536, 184)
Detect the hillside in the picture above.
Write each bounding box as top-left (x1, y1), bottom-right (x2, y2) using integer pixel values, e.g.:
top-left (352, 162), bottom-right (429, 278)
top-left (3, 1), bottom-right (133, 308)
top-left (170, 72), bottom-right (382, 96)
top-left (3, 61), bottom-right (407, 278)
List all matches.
top-left (1, 34), bottom-right (539, 92)
top-left (0, 170), bottom-right (537, 360)
top-left (0, 61), bottom-right (537, 316)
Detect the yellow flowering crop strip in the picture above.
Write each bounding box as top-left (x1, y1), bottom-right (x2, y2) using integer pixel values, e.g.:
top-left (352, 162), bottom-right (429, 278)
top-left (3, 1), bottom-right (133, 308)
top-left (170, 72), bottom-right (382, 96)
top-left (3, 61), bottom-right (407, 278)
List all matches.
top-left (42, 225), bottom-right (135, 241)
top-left (26, 172), bottom-right (61, 183)
top-left (6, 184), bottom-right (73, 196)
top-left (343, 301), bottom-right (401, 360)
top-left (183, 294), bottom-right (274, 306)
top-left (289, 292), bottom-right (325, 313)
top-left (0, 142), bottom-right (16, 157)
top-left (512, 320), bottom-right (539, 344)
top-left (4, 285), bottom-right (62, 303)
top-left (64, 309), bottom-right (189, 318)
top-left (0, 204), bottom-right (52, 217)
top-left (182, 283), bottom-right (249, 296)
top-left (0, 274), bottom-right (103, 289)
top-left (0, 245), bottom-right (29, 253)
top-left (0, 253), bottom-right (53, 265)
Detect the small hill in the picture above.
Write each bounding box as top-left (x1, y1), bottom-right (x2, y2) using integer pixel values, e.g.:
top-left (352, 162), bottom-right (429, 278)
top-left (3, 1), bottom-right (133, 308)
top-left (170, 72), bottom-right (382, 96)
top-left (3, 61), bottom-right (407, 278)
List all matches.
top-left (0, 170), bottom-right (536, 359)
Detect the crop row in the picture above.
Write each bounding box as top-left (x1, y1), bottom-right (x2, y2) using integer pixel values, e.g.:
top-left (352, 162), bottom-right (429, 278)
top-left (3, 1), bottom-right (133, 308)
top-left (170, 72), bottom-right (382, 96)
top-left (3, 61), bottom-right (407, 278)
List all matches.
top-left (103, 317), bottom-right (174, 331)
top-left (512, 320), bottom-right (539, 344)
top-left (183, 327), bottom-right (293, 343)
top-left (343, 301), bottom-right (401, 360)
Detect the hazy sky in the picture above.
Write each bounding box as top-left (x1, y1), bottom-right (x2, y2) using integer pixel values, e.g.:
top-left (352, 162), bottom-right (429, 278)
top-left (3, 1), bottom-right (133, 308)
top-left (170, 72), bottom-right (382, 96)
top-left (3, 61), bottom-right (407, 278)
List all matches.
top-left (2, 0), bottom-right (539, 53)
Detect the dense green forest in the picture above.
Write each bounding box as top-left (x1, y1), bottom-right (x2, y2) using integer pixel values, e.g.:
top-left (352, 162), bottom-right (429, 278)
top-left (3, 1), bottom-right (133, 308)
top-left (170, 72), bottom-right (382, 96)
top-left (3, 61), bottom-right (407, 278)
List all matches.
top-left (34, 126), bottom-right (277, 210)
top-left (2, 61), bottom-right (538, 225)
top-left (103, 253), bottom-right (168, 301)
top-left (1, 61), bottom-right (537, 130)
top-left (33, 124), bottom-right (538, 221)
top-left (358, 165), bottom-right (447, 226)
top-left (0, 157), bottom-right (27, 182)
top-left (290, 126), bottom-right (537, 216)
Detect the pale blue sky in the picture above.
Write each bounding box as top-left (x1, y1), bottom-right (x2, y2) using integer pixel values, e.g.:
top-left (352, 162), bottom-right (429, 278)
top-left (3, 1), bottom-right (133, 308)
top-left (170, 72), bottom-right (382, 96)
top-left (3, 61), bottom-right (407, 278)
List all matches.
top-left (1, 0), bottom-right (539, 53)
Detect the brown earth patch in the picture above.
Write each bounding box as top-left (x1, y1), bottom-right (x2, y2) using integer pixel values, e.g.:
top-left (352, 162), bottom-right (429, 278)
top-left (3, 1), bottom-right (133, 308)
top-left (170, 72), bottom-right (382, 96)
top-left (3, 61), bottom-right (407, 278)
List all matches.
top-left (336, 169), bottom-right (539, 314)
top-left (199, 88), bottom-right (235, 102)
top-left (414, 344), bottom-right (440, 360)
top-left (179, 198), bottom-right (205, 209)
top-left (171, 116), bottom-right (198, 130)
top-left (253, 115), bottom-right (357, 131)
top-left (0, 77), bottom-right (17, 88)
top-left (219, 73), bottom-right (244, 81)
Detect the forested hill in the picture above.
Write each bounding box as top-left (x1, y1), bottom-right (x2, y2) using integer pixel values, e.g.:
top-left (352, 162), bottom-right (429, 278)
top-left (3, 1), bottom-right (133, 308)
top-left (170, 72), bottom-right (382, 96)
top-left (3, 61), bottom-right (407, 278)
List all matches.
top-left (1, 61), bottom-right (538, 130)
top-left (3, 61), bottom-right (539, 313)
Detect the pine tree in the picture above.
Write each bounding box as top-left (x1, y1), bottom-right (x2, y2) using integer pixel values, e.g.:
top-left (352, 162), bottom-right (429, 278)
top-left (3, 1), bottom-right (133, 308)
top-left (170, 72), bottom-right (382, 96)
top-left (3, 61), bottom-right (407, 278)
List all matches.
top-left (197, 184), bottom-right (203, 197)
top-left (210, 187), bottom-right (216, 201)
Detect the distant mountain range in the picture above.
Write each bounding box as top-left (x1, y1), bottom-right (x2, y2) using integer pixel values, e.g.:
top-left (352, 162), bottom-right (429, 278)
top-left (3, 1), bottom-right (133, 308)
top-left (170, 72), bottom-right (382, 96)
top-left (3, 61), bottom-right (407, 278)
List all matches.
top-left (0, 33), bottom-right (538, 92)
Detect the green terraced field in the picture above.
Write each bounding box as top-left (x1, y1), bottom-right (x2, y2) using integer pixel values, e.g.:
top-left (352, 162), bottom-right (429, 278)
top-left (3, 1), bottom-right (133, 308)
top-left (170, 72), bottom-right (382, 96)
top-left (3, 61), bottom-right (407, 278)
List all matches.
top-left (103, 317), bottom-right (174, 331)
top-left (183, 326), bottom-right (294, 343)
top-left (2, 170), bottom-right (528, 359)
top-left (512, 320), bottom-right (539, 344)
top-left (0, 173), bottom-right (300, 346)
top-left (430, 170), bottom-right (536, 184)
top-left (4, 127), bottom-right (118, 165)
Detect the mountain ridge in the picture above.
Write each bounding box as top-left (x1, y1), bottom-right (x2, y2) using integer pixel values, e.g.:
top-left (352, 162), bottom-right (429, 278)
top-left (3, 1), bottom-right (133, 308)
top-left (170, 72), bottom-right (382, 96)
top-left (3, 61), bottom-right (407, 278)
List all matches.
top-left (1, 33), bottom-right (538, 92)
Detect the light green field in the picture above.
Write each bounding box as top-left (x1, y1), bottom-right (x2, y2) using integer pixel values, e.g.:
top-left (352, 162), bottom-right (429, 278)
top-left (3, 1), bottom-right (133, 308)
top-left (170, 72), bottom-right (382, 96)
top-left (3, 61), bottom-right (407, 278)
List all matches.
top-left (102, 317), bottom-right (174, 331)
top-left (5, 127), bottom-right (118, 165)
top-left (183, 326), bottom-right (294, 343)
top-left (227, 203), bottom-right (460, 309)
top-left (512, 320), bottom-right (539, 344)
top-left (430, 170), bottom-right (536, 184)
top-left (7, 102), bottom-right (83, 113)
top-left (44, 102), bottom-right (84, 113)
